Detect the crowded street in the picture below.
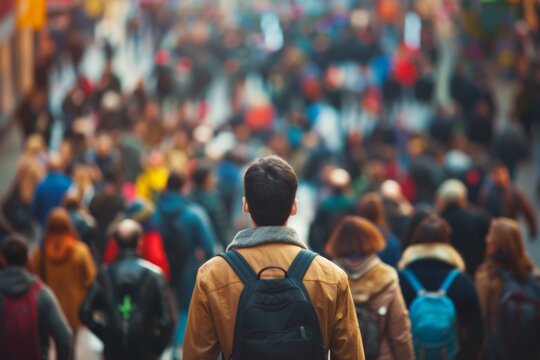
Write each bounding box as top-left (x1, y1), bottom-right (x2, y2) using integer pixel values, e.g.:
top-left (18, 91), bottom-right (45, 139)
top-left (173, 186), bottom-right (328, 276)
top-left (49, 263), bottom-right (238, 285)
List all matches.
top-left (1, 0), bottom-right (540, 359)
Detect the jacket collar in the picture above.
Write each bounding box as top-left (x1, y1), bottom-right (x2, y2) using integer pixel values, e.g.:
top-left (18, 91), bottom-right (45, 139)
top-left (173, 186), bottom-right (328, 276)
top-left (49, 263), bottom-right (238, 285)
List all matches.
top-left (336, 257), bottom-right (396, 303)
top-left (398, 243), bottom-right (466, 271)
top-left (227, 226), bottom-right (307, 251)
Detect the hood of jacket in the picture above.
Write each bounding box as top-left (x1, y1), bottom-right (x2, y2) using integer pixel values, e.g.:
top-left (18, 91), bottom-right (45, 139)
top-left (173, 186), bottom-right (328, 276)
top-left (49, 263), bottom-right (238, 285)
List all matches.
top-left (335, 256), bottom-right (397, 303)
top-left (44, 234), bottom-right (79, 264)
top-left (155, 191), bottom-right (189, 214)
top-left (0, 267), bottom-right (37, 296)
top-left (398, 243), bottom-right (466, 271)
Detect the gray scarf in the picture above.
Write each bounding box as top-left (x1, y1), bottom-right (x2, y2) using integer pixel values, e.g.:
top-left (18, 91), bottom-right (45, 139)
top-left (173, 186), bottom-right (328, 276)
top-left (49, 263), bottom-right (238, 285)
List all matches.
top-left (334, 255), bottom-right (381, 280)
top-left (227, 226), bottom-right (307, 251)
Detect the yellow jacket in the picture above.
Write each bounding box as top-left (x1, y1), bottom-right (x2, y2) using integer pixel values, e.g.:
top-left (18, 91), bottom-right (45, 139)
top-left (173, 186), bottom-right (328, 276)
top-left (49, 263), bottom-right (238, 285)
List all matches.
top-left (135, 167), bottom-right (169, 203)
top-left (183, 243), bottom-right (365, 360)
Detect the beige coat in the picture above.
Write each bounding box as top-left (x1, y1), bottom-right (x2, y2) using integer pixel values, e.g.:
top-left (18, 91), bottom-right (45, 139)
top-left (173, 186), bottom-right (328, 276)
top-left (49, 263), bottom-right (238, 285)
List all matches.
top-left (183, 243), bottom-right (365, 360)
top-left (346, 260), bottom-right (414, 360)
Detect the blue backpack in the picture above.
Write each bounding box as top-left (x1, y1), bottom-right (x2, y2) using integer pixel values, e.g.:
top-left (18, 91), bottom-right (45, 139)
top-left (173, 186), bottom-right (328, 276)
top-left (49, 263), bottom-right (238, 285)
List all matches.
top-left (402, 268), bottom-right (461, 360)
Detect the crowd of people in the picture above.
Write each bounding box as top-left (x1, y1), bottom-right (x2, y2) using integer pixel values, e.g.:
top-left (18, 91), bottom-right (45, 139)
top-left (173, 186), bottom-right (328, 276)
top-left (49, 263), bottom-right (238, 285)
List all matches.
top-left (1, 0), bottom-right (540, 359)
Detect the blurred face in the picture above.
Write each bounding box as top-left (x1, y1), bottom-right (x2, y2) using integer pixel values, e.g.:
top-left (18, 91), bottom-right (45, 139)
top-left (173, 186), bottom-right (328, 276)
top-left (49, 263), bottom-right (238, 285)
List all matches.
top-left (491, 166), bottom-right (510, 188)
top-left (97, 136), bottom-right (113, 156)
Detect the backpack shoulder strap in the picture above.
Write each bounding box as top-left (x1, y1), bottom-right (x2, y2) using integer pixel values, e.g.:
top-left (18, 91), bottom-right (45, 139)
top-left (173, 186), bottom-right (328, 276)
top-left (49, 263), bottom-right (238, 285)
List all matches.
top-left (218, 250), bottom-right (257, 284)
top-left (439, 269), bottom-right (461, 294)
top-left (402, 268), bottom-right (425, 295)
top-left (288, 249), bottom-right (317, 280)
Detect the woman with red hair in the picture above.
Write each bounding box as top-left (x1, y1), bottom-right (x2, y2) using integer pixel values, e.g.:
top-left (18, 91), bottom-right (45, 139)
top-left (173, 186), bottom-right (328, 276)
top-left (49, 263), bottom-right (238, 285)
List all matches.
top-left (31, 207), bottom-right (96, 333)
top-left (326, 216), bottom-right (413, 360)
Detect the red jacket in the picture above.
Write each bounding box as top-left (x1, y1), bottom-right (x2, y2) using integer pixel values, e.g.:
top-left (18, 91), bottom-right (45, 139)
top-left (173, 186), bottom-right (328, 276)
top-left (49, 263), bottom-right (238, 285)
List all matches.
top-left (103, 230), bottom-right (170, 279)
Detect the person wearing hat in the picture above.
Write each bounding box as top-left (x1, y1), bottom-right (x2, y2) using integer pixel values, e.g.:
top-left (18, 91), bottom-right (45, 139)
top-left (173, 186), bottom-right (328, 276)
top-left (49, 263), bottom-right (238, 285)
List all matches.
top-left (437, 179), bottom-right (490, 277)
top-left (103, 198), bottom-right (170, 279)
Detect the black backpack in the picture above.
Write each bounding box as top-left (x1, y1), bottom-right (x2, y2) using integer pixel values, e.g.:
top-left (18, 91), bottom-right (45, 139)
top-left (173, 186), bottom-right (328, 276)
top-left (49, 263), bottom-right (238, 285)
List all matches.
top-left (103, 268), bottom-right (154, 352)
top-left (219, 249), bottom-right (325, 360)
top-left (156, 208), bottom-right (192, 284)
top-left (355, 303), bottom-right (383, 359)
top-left (494, 270), bottom-right (540, 359)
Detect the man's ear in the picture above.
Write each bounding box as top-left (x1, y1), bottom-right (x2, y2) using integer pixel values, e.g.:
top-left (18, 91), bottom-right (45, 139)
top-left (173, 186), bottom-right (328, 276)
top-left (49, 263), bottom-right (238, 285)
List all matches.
top-left (290, 199), bottom-right (298, 216)
top-left (242, 197), bottom-right (249, 214)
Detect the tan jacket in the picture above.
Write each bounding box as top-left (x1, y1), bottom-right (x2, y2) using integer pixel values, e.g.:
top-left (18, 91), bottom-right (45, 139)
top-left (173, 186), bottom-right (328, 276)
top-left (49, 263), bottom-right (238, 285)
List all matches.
top-left (346, 261), bottom-right (414, 360)
top-left (183, 243), bottom-right (365, 360)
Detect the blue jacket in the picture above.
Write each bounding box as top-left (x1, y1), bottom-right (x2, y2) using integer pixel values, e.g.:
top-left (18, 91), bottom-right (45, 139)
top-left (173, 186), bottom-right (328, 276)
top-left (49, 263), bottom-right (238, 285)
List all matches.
top-left (378, 227), bottom-right (402, 268)
top-left (32, 172), bottom-right (73, 229)
top-left (152, 191), bottom-right (216, 309)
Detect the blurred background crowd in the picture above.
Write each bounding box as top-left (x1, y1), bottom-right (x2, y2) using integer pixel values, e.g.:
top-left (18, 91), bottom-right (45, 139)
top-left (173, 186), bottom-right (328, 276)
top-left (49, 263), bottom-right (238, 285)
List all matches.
top-left (0, 0), bottom-right (540, 358)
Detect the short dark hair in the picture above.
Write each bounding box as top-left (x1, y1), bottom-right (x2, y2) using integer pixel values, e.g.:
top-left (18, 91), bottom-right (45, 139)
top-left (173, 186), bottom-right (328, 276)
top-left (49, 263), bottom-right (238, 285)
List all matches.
top-left (166, 173), bottom-right (185, 191)
top-left (192, 165), bottom-right (211, 188)
top-left (1, 235), bottom-right (29, 266)
top-left (244, 156), bottom-right (298, 226)
top-left (412, 215), bottom-right (451, 245)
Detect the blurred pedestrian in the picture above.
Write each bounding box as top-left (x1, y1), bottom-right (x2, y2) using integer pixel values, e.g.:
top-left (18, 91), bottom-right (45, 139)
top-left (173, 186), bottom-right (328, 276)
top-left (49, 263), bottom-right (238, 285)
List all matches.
top-left (80, 219), bottom-right (175, 360)
top-left (401, 205), bottom-right (434, 250)
top-left (89, 180), bottom-right (125, 260)
top-left (190, 163), bottom-right (230, 248)
top-left (480, 162), bottom-right (537, 240)
top-left (63, 193), bottom-right (98, 259)
top-left (358, 193), bottom-right (402, 267)
top-left (437, 179), bottom-right (490, 276)
top-left (103, 199), bottom-right (169, 279)
top-left (136, 150), bottom-right (169, 204)
top-left (30, 208), bottom-right (96, 337)
top-left (2, 135), bottom-right (46, 236)
top-left (152, 173), bottom-right (216, 349)
top-left (475, 218), bottom-right (540, 360)
top-left (32, 154), bottom-right (73, 230)
top-left (0, 235), bottom-right (72, 360)
top-left (398, 215), bottom-right (484, 360)
top-left (326, 216), bottom-right (414, 360)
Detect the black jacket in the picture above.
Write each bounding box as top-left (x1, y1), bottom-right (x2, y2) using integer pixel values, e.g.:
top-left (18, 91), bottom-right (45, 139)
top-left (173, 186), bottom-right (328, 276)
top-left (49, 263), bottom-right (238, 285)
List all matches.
top-left (440, 203), bottom-right (490, 276)
top-left (80, 251), bottom-right (175, 360)
top-left (0, 267), bottom-right (72, 360)
top-left (398, 244), bottom-right (484, 360)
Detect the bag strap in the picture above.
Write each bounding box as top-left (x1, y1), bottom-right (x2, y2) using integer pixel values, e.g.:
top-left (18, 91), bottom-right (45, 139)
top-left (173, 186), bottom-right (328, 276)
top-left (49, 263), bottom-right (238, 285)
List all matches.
top-left (439, 269), bottom-right (461, 294)
top-left (402, 268), bottom-right (425, 296)
top-left (218, 250), bottom-right (257, 284)
top-left (288, 250), bottom-right (317, 280)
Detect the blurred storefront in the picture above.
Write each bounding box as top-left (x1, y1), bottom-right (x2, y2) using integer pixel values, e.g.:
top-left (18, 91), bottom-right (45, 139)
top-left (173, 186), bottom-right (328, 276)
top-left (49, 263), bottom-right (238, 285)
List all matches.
top-left (0, 0), bottom-right (45, 127)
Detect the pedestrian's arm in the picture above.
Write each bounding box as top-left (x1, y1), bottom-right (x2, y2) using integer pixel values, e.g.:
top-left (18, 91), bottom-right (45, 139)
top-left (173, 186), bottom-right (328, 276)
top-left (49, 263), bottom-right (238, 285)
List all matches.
top-left (329, 277), bottom-right (365, 360)
top-left (80, 245), bottom-right (97, 289)
top-left (153, 274), bottom-right (176, 354)
top-left (452, 275), bottom-right (484, 360)
top-left (193, 209), bottom-right (217, 258)
top-left (183, 269), bottom-right (220, 360)
top-left (516, 189), bottom-right (538, 238)
top-left (386, 284), bottom-right (414, 360)
top-left (79, 276), bottom-right (107, 342)
top-left (41, 287), bottom-right (72, 360)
